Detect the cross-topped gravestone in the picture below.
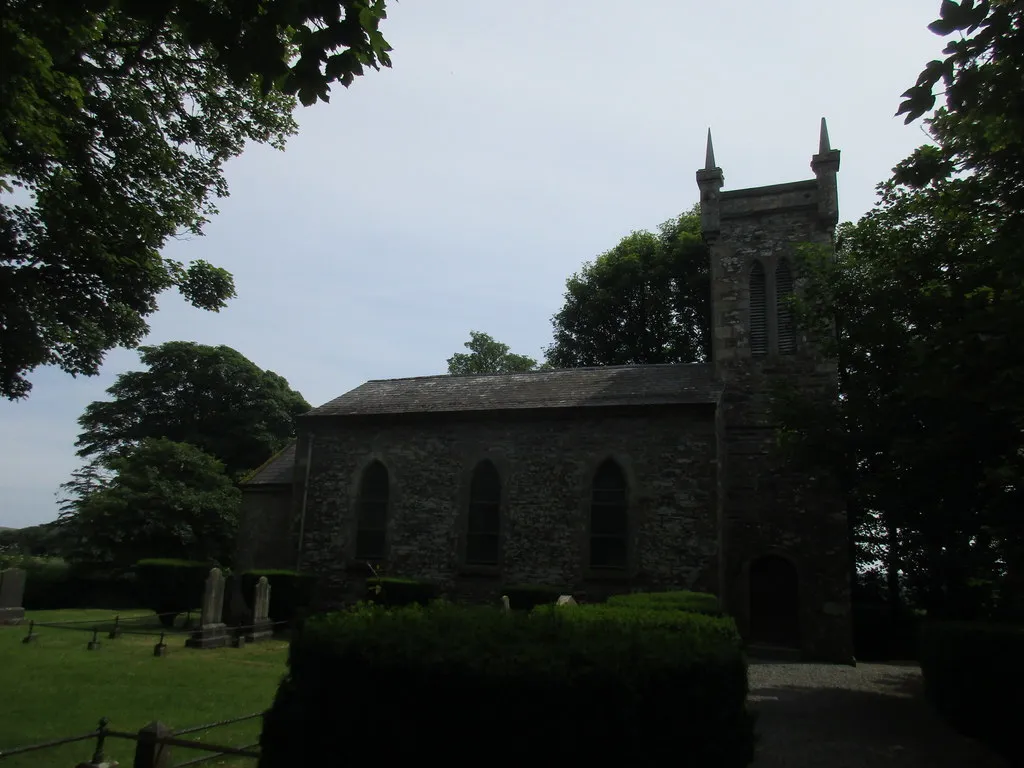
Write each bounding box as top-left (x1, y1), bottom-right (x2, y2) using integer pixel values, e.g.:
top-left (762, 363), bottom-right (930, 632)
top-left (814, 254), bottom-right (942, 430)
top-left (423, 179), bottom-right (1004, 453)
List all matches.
top-left (244, 576), bottom-right (274, 642)
top-left (185, 568), bottom-right (228, 649)
top-left (0, 568), bottom-right (27, 625)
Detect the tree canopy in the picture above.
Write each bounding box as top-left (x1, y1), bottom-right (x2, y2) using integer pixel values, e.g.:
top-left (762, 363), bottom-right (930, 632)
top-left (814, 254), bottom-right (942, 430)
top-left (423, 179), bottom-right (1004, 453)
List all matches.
top-left (63, 438), bottom-right (241, 567)
top-left (447, 331), bottom-right (540, 375)
top-left (1, 0), bottom-right (392, 399)
top-left (74, 341), bottom-right (310, 480)
top-left (545, 207), bottom-right (709, 368)
top-left (776, 0), bottom-right (1024, 619)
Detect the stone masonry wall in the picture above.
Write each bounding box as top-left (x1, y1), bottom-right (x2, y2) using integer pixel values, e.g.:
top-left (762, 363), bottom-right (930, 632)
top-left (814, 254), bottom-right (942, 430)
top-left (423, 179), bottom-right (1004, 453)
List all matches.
top-left (298, 405), bottom-right (718, 607)
top-left (700, 145), bottom-right (854, 662)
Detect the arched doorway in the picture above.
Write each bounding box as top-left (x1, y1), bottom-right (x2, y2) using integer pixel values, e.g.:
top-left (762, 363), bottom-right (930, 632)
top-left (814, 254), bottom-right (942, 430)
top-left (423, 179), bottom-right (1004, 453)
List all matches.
top-left (749, 555), bottom-right (800, 647)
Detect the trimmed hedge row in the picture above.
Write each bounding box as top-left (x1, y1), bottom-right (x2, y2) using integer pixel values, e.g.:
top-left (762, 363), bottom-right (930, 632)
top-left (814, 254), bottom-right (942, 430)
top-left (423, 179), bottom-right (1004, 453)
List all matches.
top-left (606, 589), bottom-right (723, 616)
top-left (259, 601), bottom-right (754, 766)
top-left (919, 620), bottom-right (1024, 761)
top-left (134, 559), bottom-right (211, 626)
top-left (365, 577), bottom-right (439, 607)
top-left (503, 583), bottom-right (565, 610)
top-left (851, 602), bottom-right (922, 661)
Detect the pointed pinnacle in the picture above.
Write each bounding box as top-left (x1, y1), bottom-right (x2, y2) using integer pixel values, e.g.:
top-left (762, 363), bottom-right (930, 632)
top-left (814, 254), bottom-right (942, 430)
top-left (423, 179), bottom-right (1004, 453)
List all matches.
top-left (818, 117), bottom-right (831, 154)
top-left (705, 128), bottom-right (716, 170)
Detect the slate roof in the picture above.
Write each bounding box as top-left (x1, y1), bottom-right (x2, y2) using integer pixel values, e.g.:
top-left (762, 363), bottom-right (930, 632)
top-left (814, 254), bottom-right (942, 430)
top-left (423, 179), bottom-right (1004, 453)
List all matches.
top-left (243, 441), bottom-right (297, 486)
top-left (305, 364), bottom-right (718, 419)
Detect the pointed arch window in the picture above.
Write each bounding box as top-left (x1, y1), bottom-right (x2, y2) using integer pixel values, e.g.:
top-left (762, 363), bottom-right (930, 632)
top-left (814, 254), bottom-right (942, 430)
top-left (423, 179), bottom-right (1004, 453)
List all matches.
top-left (776, 259), bottom-right (795, 354)
top-left (750, 260), bottom-right (767, 357)
top-left (590, 460), bottom-right (628, 569)
top-left (356, 461), bottom-right (389, 561)
top-left (467, 461), bottom-right (501, 565)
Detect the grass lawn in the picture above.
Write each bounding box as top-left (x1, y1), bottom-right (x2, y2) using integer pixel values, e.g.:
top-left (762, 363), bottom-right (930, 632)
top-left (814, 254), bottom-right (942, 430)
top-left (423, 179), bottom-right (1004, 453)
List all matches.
top-left (0, 609), bottom-right (289, 768)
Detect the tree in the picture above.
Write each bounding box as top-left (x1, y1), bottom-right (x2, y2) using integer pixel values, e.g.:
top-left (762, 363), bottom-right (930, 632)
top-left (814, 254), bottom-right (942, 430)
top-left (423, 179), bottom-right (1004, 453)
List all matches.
top-left (73, 341), bottom-right (310, 480)
top-left (62, 438), bottom-right (241, 567)
top-left (776, 0), bottom-right (1024, 619)
top-left (545, 207), bottom-right (709, 368)
top-left (447, 331), bottom-right (540, 375)
top-left (1, 1), bottom-right (392, 399)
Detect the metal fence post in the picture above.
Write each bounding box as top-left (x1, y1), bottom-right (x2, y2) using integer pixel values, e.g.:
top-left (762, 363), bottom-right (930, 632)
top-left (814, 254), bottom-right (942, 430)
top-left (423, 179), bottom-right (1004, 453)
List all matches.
top-left (87, 628), bottom-right (101, 650)
top-left (108, 616), bottom-right (122, 639)
top-left (22, 619), bottom-right (37, 643)
top-left (133, 721), bottom-right (172, 768)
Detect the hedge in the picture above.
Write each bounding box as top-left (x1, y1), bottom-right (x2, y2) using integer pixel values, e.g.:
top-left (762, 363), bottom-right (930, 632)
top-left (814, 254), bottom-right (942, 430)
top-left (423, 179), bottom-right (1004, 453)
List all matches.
top-left (851, 602), bottom-right (922, 661)
top-left (919, 620), bottom-right (1024, 761)
top-left (241, 570), bottom-right (316, 625)
top-left (502, 583), bottom-right (565, 610)
top-left (0, 557), bottom-right (139, 610)
top-left (259, 601), bottom-right (754, 767)
top-left (365, 576), bottom-right (439, 607)
top-left (134, 559), bottom-right (213, 627)
top-left (605, 589), bottom-right (723, 616)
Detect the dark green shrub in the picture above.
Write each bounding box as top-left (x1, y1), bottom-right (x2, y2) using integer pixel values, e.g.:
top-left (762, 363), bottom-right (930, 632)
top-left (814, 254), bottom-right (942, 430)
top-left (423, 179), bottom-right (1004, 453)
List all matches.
top-left (364, 576), bottom-right (439, 607)
top-left (259, 601), bottom-right (754, 767)
top-left (134, 559), bottom-right (212, 627)
top-left (3, 557), bottom-right (139, 610)
top-left (241, 570), bottom-right (316, 625)
top-left (919, 620), bottom-right (1024, 761)
top-left (502, 583), bottom-right (564, 610)
top-left (851, 602), bottom-right (922, 661)
top-left (605, 589), bottom-right (723, 616)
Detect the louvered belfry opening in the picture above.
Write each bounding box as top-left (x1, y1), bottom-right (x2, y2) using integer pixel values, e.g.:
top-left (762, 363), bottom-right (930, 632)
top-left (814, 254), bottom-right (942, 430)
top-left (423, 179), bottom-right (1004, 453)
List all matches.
top-left (749, 260), bottom-right (767, 356)
top-left (776, 259), bottom-right (795, 354)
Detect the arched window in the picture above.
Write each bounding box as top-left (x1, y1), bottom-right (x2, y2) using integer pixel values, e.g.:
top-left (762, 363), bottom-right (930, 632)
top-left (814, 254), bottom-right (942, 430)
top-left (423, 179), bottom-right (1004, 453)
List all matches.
top-left (466, 461), bottom-right (501, 565)
top-left (589, 460), bottom-right (628, 569)
top-left (355, 461), bottom-right (389, 561)
top-left (749, 260), bottom-right (767, 357)
top-left (776, 259), bottom-right (795, 354)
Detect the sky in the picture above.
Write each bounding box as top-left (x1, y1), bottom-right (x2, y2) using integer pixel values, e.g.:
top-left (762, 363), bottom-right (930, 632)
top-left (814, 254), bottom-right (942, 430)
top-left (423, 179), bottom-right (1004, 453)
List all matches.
top-left (1, 0), bottom-right (950, 529)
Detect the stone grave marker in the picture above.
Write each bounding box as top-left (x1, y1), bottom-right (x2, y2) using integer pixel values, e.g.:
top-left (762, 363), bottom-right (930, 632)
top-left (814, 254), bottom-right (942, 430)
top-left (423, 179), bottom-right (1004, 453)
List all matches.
top-left (556, 594), bottom-right (577, 607)
top-left (185, 568), bottom-right (228, 649)
top-left (244, 576), bottom-right (274, 642)
top-left (0, 567), bottom-right (27, 625)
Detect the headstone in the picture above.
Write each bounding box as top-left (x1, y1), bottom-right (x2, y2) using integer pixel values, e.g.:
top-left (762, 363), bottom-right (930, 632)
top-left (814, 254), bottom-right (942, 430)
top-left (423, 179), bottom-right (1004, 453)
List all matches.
top-left (244, 576), bottom-right (274, 642)
top-left (0, 567), bottom-right (27, 625)
top-left (556, 594), bottom-right (577, 607)
top-left (185, 568), bottom-right (228, 649)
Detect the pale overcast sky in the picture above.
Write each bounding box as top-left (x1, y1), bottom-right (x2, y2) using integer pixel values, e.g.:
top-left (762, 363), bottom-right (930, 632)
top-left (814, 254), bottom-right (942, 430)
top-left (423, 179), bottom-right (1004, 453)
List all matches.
top-left (1, 0), bottom-right (948, 528)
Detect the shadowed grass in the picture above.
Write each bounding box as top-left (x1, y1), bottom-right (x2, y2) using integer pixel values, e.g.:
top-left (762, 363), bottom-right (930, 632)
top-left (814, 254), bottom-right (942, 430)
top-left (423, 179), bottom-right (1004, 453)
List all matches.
top-left (0, 609), bottom-right (288, 767)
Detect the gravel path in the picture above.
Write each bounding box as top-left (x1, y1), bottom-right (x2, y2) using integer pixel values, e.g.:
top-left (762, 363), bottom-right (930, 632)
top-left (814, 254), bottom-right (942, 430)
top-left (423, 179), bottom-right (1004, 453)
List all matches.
top-left (747, 661), bottom-right (1011, 768)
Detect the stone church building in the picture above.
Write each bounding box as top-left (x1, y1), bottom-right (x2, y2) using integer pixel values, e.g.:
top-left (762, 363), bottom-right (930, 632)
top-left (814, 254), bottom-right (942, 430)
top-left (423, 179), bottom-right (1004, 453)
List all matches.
top-left (236, 120), bottom-right (854, 662)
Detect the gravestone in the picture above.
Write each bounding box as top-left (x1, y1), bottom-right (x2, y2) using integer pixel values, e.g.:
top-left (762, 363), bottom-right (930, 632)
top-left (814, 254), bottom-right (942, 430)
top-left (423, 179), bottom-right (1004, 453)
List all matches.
top-left (185, 568), bottom-right (228, 649)
top-left (555, 594), bottom-right (577, 607)
top-left (244, 576), bottom-right (274, 642)
top-left (0, 567), bottom-right (27, 625)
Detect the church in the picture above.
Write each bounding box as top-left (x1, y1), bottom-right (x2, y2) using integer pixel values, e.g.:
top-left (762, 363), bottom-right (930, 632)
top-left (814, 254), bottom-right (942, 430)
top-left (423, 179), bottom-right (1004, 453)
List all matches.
top-left (235, 120), bottom-right (854, 663)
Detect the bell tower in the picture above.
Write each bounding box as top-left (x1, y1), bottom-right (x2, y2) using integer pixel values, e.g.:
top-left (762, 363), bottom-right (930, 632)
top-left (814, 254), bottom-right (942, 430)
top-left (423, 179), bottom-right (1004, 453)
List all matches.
top-left (698, 120), bottom-right (853, 663)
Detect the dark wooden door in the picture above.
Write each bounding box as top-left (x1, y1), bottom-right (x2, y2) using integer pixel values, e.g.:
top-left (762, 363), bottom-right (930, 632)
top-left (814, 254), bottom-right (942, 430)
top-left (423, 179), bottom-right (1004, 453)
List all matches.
top-left (749, 555), bottom-right (800, 647)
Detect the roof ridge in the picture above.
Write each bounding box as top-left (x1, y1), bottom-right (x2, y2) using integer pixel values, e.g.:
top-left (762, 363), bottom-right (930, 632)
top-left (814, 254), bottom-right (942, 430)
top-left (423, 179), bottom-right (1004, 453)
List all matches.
top-left (364, 362), bottom-right (705, 384)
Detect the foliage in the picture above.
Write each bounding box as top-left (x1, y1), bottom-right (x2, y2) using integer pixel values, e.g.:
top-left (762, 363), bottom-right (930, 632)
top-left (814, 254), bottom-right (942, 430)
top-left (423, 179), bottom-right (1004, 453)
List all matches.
top-left (545, 206), bottom-right (710, 367)
top-left (919, 620), bottom-right (1024, 760)
top-left (0, 1), bottom-right (392, 399)
top-left (0, 522), bottom-right (71, 557)
top-left (0, 609), bottom-right (288, 768)
top-left (605, 589), bottom-right (723, 616)
top-left (774, 0), bottom-right (1024, 619)
top-left (72, 341), bottom-right (310, 481)
top-left (260, 601), bottom-right (754, 766)
top-left (502, 583), bottom-right (564, 610)
top-left (241, 570), bottom-right (316, 625)
top-left (364, 576), bottom-right (439, 607)
top-left (851, 601), bottom-right (923, 661)
top-left (61, 439), bottom-right (240, 568)
top-left (446, 331), bottom-right (540, 375)
top-left (133, 558), bottom-right (214, 626)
